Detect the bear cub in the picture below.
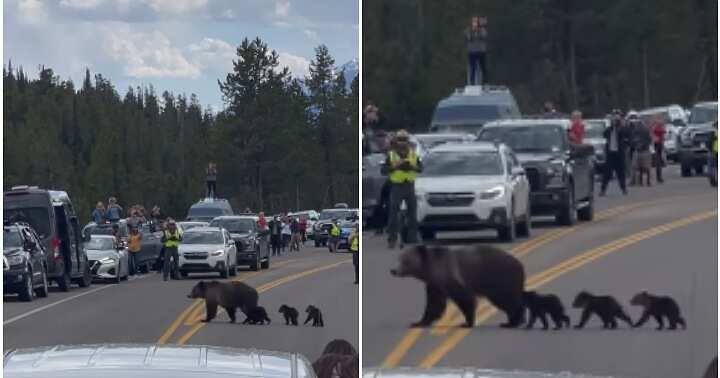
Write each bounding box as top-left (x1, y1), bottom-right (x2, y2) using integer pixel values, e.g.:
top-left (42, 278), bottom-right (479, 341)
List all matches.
top-left (279, 305), bottom-right (299, 326)
top-left (630, 291), bottom-right (686, 330)
top-left (523, 290), bottom-right (571, 330)
top-left (187, 280), bottom-right (259, 323)
top-left (572, 291), bottom-right (633, 329)
top-left (305, 305), bottom-right (324, 327)
top-left (243, 306), bottom-right (271, 325)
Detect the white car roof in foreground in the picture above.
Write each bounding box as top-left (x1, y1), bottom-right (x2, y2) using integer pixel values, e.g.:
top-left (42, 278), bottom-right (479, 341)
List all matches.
top-left (428, 142), bottom-right (501, 154)
top-left (485, 118), bottom-right (571, 127)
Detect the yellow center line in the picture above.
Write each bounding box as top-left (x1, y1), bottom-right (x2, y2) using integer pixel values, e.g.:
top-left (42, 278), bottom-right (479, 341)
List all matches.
top-left (174, 260), bottom-right (350, 344)
top-left (417, 210), bottom-right (716, 368)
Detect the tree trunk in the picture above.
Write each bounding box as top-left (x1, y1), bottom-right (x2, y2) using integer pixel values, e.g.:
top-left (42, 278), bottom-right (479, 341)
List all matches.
top-left (642, 41), bottom-right (650, 108)
top-left (256, 164), bottom-right (264, 211)
top-left (693, 54), bottom-right (708, 103)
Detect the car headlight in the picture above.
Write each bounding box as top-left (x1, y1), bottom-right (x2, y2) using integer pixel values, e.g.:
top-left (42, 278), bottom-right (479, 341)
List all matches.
top-left (211, 250), bottom-right (225, 256)
top-left (479, 186), bottom-right (505, 200)
top-left (6, 255), bottom-right (25, 266)
top-left (545, 163), bottom-right (564, 177)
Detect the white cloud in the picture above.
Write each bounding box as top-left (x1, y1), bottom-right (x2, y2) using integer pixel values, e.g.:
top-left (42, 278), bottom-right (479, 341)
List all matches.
top-left (277, 52), bottom-right (310, 78)
top-left (220, 8), bottom-right (235, 20)
top-left (274, 1), bottom-right (291, 17)
top-left (303, 29), bottom-right (318, 41)
top-left (103, 27), bottom-right (201, 79)
top-left (147, 0), bottom-right (208, 13)
top-left (187, 37), bottom-right (235, 70)
top-left (59, 0), bottom-right (105, 9)
top-left (17, 0), bottom-right (48, 25)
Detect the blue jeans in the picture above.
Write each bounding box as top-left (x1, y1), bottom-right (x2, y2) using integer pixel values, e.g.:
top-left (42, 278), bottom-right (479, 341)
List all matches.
top-left (468, 52), bottom-right (487, 85)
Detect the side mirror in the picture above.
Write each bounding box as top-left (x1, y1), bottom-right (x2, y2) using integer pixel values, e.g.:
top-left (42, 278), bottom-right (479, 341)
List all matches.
top-left (24, 240), bottom-right (37, 251)
top-left (511, 167), bottom-right (525, 176)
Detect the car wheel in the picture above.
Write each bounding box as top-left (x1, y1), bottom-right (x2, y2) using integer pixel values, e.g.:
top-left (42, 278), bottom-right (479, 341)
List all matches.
top-left (681, 162), bottom-right (692, 177)
top-left (498, 203), bottom-right (517, 242)
top-left (557, 189), bottom-right (576, 226)
top-left (79, 260), bottom-right (92, 287)
top-left (420, 228), bottom-right (435, 241)
top-left (180, 270), bottom-right (189, 278)
top-left (220, 261), bottom-right (229, 279)
top-left (516, 207), bottom-right (532, 238)
top-left (115, 264), bottom-right (122, 284)
top-left (57, 270), bottom-right (72, 292)
top-left (695, 163), bottom-right (705, 175)
top-left (314, 240), bottom-right (320, 248)
top-left (35, 266), bottom-right (49, 297)
top-left (18, 271), bottom-right (34, 302)
top-left (709, 172), bottom-right (718, 187)
top-left (261, 256), bottom-right (270, 269)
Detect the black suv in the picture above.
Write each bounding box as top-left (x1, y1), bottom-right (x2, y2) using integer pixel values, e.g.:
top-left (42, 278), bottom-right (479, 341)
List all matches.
top-left (4, 222), bottom-right (50, 301)
top-left (209, 216), bottom-right (269, 271)
top-left (4, 186), bottom-right (92, 291)
top-left (478, 120), bottom-right (595, 225)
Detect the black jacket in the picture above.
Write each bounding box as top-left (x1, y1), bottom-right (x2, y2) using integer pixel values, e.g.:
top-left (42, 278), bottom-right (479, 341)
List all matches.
top-left (603, 124), bottom-right (630, 154)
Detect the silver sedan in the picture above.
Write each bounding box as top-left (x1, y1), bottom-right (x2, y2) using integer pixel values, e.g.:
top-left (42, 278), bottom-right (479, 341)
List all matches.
top-left (84, 235), bottom-right (129, 284)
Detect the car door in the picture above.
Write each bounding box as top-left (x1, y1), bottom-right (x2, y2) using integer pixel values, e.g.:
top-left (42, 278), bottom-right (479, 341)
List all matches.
top-left (224, 230), bottom-right (236, 264)
top-left (509, 151), bottom-right (529, 216)
top-left (503, 151), bottom-right (521, 218)
top-left (21, 228), bottom-right (44, 282)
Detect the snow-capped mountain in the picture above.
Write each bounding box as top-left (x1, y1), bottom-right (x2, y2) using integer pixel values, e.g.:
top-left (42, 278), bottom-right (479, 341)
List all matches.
top-left (339, 58), bottom-right (358, 87)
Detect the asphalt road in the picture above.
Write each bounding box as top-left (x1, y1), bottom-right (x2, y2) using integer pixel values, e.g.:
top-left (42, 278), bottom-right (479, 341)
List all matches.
top-left (3, 244), bottom-right (358, 362)
top-left (363, 166), bottom-right (717, 378)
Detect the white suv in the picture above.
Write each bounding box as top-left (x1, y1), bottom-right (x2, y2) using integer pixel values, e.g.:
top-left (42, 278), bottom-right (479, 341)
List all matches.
top-left (178, 227), bottom-right (237, 279)
top-left (415, 142), bottom-right (531, 242)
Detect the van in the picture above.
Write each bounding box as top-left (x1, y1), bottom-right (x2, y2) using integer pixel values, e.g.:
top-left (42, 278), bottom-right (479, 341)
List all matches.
top-left (186, 198), bottom-right (234, 223)
top-left (429, 85), bottom-right (521, 134)
top-left (3, 186), bottom-right (92, 291)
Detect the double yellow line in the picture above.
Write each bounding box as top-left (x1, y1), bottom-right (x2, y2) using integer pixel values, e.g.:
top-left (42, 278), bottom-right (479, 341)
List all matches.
top-left (158, 259), bottom-right (349, 345)
top-left (417, 209), bottom-right (717, 368)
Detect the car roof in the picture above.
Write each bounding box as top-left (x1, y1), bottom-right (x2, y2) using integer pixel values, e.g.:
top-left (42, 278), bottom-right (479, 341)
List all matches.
top-left (437, 85), bottom-right (517, 107)
top-left (3, 344), bottom-right (312, 378)
top-left (484, 118), bottom-right (571, 128)
top-left (191, 198), bottom-right (232, 208)
top-left (426, 141), bottom-right (501, 154)
top-left (89, 235), bottom-right (116, 240)
top-left (212, 216), bottom-right (259, 221)
top-left (184, 226), bottom-right (223, 233)
top-left (637, 104), bottom-right (683, 114)
top-left (363, 368), bottom-right (611, 378)
top-left (413, 133), bottom-right (474, 139)
top-left (693, 101), bottom-right (718, 109)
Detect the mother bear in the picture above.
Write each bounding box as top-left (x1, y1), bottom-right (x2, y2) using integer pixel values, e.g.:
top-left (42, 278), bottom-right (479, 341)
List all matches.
top-left (390, 244), bottom-right (525, 328)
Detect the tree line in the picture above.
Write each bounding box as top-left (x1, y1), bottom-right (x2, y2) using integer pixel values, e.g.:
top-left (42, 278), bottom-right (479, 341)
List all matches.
top-left (4, 37), bottom-right (358, 222)
top-left (363, 0), bottom-right (717, 131)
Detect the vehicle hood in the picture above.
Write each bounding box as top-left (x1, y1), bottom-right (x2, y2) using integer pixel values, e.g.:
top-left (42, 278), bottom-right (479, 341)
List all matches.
top-left (515, 152), bottom-right (564, 164)
top-left (416, 176), bottom-right (505, 193)
top-left (3, 247), bottom-right (24, 256)
top-left (229, 232), bottom-right (253, 240)
top-left (179, 244), bottom-right (223, 253)
top-left (85, 249), bottom-right (119, 260)
top-left (686, 121), bottom-right (716, 131)
top-left (363, 368), bottom-right (616, 378)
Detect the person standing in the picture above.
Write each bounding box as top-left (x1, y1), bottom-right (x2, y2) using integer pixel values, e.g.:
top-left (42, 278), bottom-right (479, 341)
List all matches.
top-left (650, 116), bottom-right (666, 183)
top-left (290, 217), bottom-right (301, 252)
top-left (161, 219), bottom-right (182, 281)
top-left (127, 227), bottom-right (142, 275)
top-left (281, 218), bottom-right (292, 253)
top-left (382, 130), bottom-right (421, 249)
top-left (631, 119), bottom-right (653, 187)
top-left (269, 216), bottom-right (282, 256)
top-left (349, 224), bottom-right (359, 285)
top-left (206, 162), bottom-right (218, 199)
top-left (299, 216), bottom-right (308, 245)
top-left (464, 16), bottom-right (488, 85)
top-left (625, 112), bottom-right (642, 185)
top-left (328, 219), bottom-right (341, 253)
top-left (91, 202), bottom-right (106, 224)
top-left (569, 110), bottom-right (585, 145)
top-left (106, 197), bottom-right (123, 222)
top-left (601, 115), bottom-right (629, 196)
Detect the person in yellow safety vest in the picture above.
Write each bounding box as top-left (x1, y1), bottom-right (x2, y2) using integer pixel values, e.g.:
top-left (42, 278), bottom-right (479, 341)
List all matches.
top-left (381, 130), bottom-right (422, 249)
top-left (328, 219), bottom-right (341, 253)
top-left (349, 224), bottom-right (359, 284)
top-left (161, 219), bottom-right (183, 281)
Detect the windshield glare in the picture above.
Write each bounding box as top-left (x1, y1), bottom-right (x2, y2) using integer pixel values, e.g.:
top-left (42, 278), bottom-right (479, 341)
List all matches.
top-left (3, 208), bottom-right (50, 238)
top-left (422, 151), bottom-right (503, 177)
top-left (4, 230), bottom-right (23, 248)
top-left (183, 231), bottom-right (223, 245)
top-left (689, 106), bottom-right (718, 124)
top-left (210, 219), bottom-right (255, 233)
top-left (85, 238), bottom-right (115, 250)
top-left (479, 125), bottom-right (567, 153)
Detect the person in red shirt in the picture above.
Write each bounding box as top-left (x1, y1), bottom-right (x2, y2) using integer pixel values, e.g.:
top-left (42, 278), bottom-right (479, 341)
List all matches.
top-left (569, 110), bottom-right (585, 145)
top-left (298, 216), bottom-right (308, 244)
top-left (650, 116), bottom-right (666, 183)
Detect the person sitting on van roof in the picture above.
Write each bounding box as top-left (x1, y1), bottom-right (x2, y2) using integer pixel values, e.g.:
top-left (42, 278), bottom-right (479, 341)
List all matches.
top-left (91, 202), bottom-right (106, 224)
top-left (106, 197), bottom-right (123, 222)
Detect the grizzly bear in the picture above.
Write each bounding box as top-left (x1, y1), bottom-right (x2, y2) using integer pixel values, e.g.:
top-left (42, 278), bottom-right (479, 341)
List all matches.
top-left (279, 305), bottom-right (299, 326)
top-left (305, 305), bottom-right (324, 327)
top-left (242, 306), bottom-right (271, 325)
top-left (572, 291), bottom-right (633, 329)
top-left (187, 280), bottom-right (259, 323)
top-left (390, 244), bottom-right (525, 328)
top-left (630, 291), bottom-right (686, 330)
top-left (522, 290), bottom-right (571, 330)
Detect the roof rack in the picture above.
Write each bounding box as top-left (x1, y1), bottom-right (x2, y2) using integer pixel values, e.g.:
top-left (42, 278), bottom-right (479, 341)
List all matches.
top-left (454, 85), bottom-right (510, 96)
top-left (9, 185), bottom-right (39, 191)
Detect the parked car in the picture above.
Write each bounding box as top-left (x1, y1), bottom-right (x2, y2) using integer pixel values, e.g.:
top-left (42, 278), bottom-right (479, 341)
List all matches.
top-left (288, 210), bottom-right (319, 240)
top-left (3, 221), bottom-right (49, 301)
top-left (478, 119), bottom-right (595, 226)
top-left (3, 186), bottom-right (92, 291)
top-left (313, 208), bottom-right (358, 247)
top-left (412, 133), bottom-right (475, 153)
top-left (84, 235), bottom-right (129, 283)
top-left (209, 216), bottom-right (268, 271)
top-left (415, 142), bottom-right (531, 242)
top-left (177, 221), bottom-right (209, 231)
top-left (678, 101), bottom-right (718, 176)
top-left (186, 198), bottom-right (234, 223)
top-left (83, 221), bottom-right (162, 273)
top-left (429, 85), bottom-right (521, 134)
top-left (336, 219), bottom-right (357, 251)
top-left (583, 118), bottom-right (609, 175)
top-left (638, 105), bottom-right (688, 162)
top-left (3, 344), bottom-right (317, 378)
top-left (178, 227), bottom-right (237, 278)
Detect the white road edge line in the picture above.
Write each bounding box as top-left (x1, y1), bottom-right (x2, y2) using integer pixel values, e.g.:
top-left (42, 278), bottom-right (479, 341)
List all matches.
top-left (4, 274), bottom-right (149, 325)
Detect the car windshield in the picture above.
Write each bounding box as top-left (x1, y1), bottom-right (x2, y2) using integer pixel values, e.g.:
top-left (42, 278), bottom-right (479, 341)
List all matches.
top-left (179, 223), bottom-right (206, 231)
top-left (187, 207), bottom-right (224, 217)
top-left (479, 125), bottom-right (567, 153)
top-left (3, 208), bottom-right (50, 238)
top-left (639, 111), bottom-right (671, 125)
top-left (584, 121), bottom-right (606, 138)
top-left (422, 150), bottom-right (503, 177)
top-left (3, 229), bottom-right (23, 248)
top-left (210, 219), bottom-right (255, 233)
top-left (320, 210), bottom-right (353, 220)
top-left (414, 135), bottom-right (468, 150)
top-left (433, 105), bottom-right (500, 123)
top-left (689, 106), bottom-right (718, 124)
top-left (183, 231), bottom-right (223, 244)
top-left (86, 224), bottom-right (124, 237)
top-left (85, 237), bottom-right (115, 250)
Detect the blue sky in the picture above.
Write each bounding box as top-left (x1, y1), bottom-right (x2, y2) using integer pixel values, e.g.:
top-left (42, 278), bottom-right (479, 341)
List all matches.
top-left (4, 0), bottom-right (359, 111)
